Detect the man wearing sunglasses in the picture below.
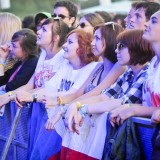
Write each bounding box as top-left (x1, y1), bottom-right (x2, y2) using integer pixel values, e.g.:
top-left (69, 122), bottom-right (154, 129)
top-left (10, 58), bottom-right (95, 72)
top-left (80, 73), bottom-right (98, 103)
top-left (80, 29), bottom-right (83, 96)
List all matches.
top-left (52, 0), bottom-right (78, 28)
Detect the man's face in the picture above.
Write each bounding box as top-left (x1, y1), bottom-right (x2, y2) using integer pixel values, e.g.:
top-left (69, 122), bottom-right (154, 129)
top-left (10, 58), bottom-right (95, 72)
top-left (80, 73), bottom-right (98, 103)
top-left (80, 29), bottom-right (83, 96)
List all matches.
top-left (129, 7), bottom-right (147, 30)
top-left (53, 7), bottom-right (73, 27)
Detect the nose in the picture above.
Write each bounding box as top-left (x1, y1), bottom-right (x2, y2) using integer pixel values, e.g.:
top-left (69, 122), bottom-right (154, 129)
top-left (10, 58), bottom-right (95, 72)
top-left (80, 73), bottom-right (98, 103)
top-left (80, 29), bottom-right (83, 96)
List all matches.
top-left (91, 39), bottom-right (95, 46)
top-left (144, 21), bottom-right (149, 29)
top-left (62, 42), bottom-right (67, 52)
top-left (115, 48), bottom-right (118, 54)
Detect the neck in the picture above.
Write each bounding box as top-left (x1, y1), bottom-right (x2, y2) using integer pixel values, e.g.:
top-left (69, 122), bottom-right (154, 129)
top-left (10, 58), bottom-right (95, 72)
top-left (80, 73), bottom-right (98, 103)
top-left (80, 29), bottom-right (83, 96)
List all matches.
top-left (152, 43), bottom-right (160, 62)
top-left (103, 57), bottom-right (114, 73)
top-left (130, 63), bottom-right (147, 77)
top-left (44, 45), bottom-right (61, 60)
top-left (69, 57), bottom-right (85, 70)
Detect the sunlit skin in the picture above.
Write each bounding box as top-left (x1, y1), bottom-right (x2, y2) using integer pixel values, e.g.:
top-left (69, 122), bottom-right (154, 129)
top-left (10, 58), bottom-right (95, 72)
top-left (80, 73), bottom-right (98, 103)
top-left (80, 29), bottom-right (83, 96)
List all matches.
top-left (91, 28), bottom-right (106, 57)
top-left (63, 33), bottom-right (82, 69)
top-left (130, 8), bottom-right (147, 30)
top-left (124, 7), bottom-right (136, 29)
top-left (36, 24), bottom-right (53, 49)
top-left (77, 17), bottom-right (94, 34)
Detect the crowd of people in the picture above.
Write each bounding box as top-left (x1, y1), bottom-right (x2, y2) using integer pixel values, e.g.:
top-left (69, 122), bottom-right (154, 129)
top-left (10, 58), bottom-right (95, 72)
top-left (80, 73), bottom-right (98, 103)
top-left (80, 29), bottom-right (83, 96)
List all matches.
top-left (0, 0), bottom-right (160, 160)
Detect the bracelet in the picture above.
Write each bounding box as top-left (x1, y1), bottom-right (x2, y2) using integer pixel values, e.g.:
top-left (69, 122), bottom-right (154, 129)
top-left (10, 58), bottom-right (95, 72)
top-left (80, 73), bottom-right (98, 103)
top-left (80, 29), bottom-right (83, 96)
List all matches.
top-left (77, 101), bottom-right (82, 110)
top-left (60, 104), bottom-right (67, 114)
top-left (79, 104), bottom-right (88, 118)
top-left (0, 60), bottom-right (5, 66)
top-left (32, 93), bottom-right (38, 103)
top-left (126, 103), bottom-right (131, 108)
top-left (8, 91), bottom-right (15, 101)
top-left (0, 63), bottom-right (4, 67)
top-left (57, 96), bottom-right (63, 105)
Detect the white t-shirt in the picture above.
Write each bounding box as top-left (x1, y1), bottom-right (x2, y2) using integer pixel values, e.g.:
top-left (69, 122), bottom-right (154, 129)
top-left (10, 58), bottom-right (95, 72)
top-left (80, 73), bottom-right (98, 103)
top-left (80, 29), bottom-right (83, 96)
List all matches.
top-left (34, 49), bottom-right (66, 88)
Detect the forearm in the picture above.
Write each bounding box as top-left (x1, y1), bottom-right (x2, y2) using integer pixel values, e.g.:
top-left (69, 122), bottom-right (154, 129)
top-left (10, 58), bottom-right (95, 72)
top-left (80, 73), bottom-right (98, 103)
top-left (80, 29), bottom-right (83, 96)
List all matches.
top-left (87, 99), bottom-right (121, 114)
top-left (132, 105), bottom-right (159, 118)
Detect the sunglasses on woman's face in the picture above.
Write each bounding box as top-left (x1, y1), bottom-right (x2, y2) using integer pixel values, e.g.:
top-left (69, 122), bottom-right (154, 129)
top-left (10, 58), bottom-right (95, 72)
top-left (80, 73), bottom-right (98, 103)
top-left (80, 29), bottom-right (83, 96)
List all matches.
top-left (117, 42), bottom-right (126, 51)
top-left (52, 14), bottom-right (70, 19)
top-left (77, 22), bottom-right (91, 28)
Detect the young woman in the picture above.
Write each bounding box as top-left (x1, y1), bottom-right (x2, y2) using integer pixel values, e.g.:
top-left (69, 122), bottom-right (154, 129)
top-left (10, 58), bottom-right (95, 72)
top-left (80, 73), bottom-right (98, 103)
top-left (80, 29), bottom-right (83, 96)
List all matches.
top-left (0, 12), bottom-right (22, 72)
top-left (0, 18), bottom-right (69, 107)
top-left (0, 29), bottom-right (39, 92)
top-left (24, 29), bottom-right (99, 160)
top-left (63, 29), bottom-right (154, 160)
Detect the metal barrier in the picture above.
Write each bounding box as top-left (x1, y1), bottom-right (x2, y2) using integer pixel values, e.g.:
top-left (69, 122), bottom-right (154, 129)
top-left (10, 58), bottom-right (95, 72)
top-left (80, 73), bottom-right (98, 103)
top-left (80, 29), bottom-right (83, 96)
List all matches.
top-left (0, 102), bottom-right (157, 160)
top-left (0, 102), bottom-right (31, 160)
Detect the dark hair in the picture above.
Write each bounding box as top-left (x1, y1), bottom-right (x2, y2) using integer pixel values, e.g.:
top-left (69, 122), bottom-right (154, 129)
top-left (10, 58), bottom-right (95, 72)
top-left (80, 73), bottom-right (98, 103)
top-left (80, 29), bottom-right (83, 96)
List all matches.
top-left (94, 22), bottom-right (124, 63)
top-left (43, 18), bottom-right (70, 47)
top-left (112, 14), bottom-right (127, 28)
top-left (136, 2), bottom-right (160, 20)
top-left (22, 16), bottom-right (36, 33)
top-left (54, 1), bottom-right (78, 18)
top-left (117, 29), bottom-right (154, 65)
top-left (12, 28), bottom-right (39, 57)
top-left (131, 1), bottom-right (140, 9)
top-left (66, 29), bottom-right (98, 64)
top-left (95, 11), bottom-right (112, 23)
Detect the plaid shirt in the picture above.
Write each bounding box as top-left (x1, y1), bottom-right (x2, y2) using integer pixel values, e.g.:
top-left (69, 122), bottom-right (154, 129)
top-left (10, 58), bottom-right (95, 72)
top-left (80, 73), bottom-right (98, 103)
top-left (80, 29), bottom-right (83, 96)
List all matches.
top-left (102, 64), bottom-right (149, 104)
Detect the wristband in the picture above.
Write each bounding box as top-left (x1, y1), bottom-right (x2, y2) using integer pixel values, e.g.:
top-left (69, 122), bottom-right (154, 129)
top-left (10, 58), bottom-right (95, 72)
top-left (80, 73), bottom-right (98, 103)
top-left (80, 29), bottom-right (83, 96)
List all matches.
top-left (77, 101), bottom-right (82, 110)
top-left (8, 91), bottom-right (14, 101)
top-left (57, 96), bottom-right (63, 105)
top-left (32, 93), bottom-right (37, 103)
top-left (79, 104), bottom-right (88, 118)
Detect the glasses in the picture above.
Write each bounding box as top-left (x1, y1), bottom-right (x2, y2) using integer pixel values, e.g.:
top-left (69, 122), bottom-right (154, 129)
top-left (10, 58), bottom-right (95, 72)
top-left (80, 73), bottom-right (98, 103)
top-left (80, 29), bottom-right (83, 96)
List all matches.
top-left (117, 42), bottom-right (126, 51)
top-left (104, 22), bottom-right (116, 31)
top-left (77, 22), bottom-right (91, 28)
top-left (52, 14), bottom-right (70, 19)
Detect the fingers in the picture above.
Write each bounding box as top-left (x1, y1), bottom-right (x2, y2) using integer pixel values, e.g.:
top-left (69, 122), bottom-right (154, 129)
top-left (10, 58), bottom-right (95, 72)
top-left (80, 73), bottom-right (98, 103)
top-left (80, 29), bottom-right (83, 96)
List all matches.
top-left (45, 119), bottom-right (55, 130)
top-left (15, 97), bottom-right (23, 108)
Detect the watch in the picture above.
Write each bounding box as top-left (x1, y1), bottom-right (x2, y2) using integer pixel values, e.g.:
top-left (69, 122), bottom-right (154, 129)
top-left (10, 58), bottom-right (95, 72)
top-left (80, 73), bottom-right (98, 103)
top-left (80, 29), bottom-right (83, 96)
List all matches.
top-left (32, 93), bottom-right (37, 103)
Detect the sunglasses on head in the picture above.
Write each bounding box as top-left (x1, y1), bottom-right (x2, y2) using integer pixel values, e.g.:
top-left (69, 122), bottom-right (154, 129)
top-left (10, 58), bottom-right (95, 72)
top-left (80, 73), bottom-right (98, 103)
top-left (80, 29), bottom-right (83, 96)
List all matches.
top-left (52, 14), bottom-right (70, 19)
top-left (104, 22), bottom-right (116, 31)
top-left (117, 42), bottom-right (126, 51)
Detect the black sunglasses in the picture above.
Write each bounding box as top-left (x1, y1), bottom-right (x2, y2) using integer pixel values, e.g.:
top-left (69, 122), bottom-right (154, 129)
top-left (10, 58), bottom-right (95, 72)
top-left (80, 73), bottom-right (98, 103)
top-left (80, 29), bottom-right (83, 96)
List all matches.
top-left (77, 22), bottom-right (91, 28)
top-left (52, 14), bottom-right (70, 19)
top-left (117, 42), bottom-right (126, 51)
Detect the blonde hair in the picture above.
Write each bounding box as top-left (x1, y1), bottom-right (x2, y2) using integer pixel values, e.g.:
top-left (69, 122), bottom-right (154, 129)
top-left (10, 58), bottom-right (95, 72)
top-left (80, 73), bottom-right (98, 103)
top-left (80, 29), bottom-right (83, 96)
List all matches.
top-left (0, 12), bottom-right (22, 45)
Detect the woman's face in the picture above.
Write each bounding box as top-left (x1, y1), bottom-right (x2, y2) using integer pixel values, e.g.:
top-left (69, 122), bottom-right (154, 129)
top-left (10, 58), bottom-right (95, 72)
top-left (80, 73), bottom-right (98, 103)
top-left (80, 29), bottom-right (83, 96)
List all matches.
top-left (91, 28), bottom-right (105, 57)
top-left (9, 41), bottom-right (26, 60)
top-left (77, 17), bottom-right (94, 34)
top-left (115, 42), bottom-right (130, 66)
top-left (36, 23), bottom-right (52, 48)
top-left (143, 11), bottom-right (160, 44)
top-left (63, 32), bottom-right (79, 61)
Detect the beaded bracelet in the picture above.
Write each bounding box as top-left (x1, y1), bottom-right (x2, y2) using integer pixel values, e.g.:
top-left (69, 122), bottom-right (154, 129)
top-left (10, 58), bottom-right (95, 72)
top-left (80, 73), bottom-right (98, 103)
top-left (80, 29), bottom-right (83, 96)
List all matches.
top-left (57, 96), bottom-right (63, 106)
top-left (8, 91), bottom-right (15, 101)
top-left (77, 101), bottom-right (82, 110)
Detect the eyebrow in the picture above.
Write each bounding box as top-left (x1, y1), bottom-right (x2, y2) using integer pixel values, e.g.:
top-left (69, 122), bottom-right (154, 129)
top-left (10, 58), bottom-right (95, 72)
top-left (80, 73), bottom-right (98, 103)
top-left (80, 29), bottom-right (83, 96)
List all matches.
top-left (151, 16), bottom-right (158, 21)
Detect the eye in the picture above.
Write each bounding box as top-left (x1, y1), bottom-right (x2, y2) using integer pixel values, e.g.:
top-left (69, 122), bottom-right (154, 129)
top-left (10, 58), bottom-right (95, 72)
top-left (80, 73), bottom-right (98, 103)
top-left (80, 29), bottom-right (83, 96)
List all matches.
top-left (68, 40), bottom-right (73, 44)
top-left (151, 19), bottom-right (157, 24)
top-left (95, 35), bottom-right (100, 41)
top-left (42, 26), bottom-right (47, 32)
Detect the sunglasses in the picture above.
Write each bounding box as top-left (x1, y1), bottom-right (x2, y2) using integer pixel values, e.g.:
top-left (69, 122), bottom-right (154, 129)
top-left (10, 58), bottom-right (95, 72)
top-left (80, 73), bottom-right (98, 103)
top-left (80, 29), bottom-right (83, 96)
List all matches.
top-left (52, 14), bottom-right (70, 19)
top-left (77, 22), bottom-right (91, 28)
top-left (117, 42), bottom-right (126, 51)
top-left (104, 22), bottom-right (116, 31)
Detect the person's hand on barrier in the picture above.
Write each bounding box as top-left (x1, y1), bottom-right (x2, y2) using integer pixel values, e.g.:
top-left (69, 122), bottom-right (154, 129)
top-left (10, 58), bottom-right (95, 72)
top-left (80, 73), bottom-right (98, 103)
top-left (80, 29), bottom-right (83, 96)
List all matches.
top-left (110, 104), bottom-right (134, 126)
top-left (45, 106), bottom-right (65, 130)
top-left (151, 109), bottom-right (160, 124)
top-left (16, 91), bottom-right (33, 103)
top-left (15, 96), bottom-right (23, 108)
top-left (43, 95), bottom-right (58, 108)
top-left (65, 103), bottom-right (83, 134)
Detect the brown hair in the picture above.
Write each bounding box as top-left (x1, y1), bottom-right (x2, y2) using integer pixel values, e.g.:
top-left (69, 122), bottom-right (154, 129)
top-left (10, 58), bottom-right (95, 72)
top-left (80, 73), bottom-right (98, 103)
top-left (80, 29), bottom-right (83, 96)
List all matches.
top-left (43, 18), bottom-right (70, 47)
top-left (94, 22), bottom-right (124, 63)
top-left (66, 29), bottom-right (98, 64)
top-left (117, 29), bottom-right (154, 65)
top-left (12, 28), bottom-right (39, 57)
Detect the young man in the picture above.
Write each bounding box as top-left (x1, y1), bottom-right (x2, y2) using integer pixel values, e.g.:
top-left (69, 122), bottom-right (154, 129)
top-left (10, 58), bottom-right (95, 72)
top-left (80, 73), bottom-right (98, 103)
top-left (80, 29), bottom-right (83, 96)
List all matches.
top-left (129, 1), bottom-right (160, 30)
top-left (52, 0), bottom-right (78, 28)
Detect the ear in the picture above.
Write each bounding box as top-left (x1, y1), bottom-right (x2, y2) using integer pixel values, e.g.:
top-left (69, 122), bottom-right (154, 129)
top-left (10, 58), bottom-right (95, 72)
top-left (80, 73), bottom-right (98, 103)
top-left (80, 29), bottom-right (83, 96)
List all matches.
top-left (54, 34), bottom-right (60, 42)
top-left (69, 17), bottom-right (76, 27)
